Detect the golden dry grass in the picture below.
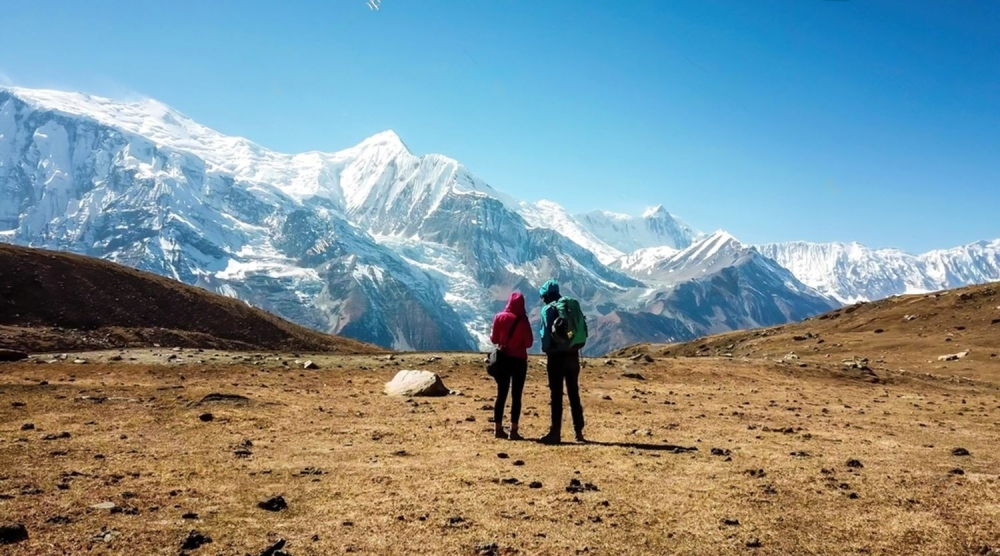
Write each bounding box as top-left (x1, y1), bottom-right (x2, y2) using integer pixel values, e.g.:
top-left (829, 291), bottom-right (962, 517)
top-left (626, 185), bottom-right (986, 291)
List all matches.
top-left (2, 348), bottom-right (999, 555)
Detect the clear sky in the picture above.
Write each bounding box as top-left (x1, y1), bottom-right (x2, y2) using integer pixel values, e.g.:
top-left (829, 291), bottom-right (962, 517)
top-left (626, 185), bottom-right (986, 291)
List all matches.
top-left (2, 1), bottom-right (998, 252)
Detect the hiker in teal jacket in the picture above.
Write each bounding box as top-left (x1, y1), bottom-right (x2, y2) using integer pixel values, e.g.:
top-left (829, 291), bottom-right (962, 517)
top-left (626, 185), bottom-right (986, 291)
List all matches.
top-left (538, 279), bottom-right (586, 444)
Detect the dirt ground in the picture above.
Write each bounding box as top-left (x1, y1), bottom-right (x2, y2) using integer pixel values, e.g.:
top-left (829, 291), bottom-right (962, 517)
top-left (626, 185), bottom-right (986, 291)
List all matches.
top-left (2, 348), bottom-right (999, 556)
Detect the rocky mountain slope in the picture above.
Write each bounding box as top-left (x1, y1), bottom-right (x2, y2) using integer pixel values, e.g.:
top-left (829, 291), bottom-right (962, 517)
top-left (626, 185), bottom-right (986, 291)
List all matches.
top-left (0, 243), bottom-right (379, 354)
top-left (0, 86), bottom-right (842, 354)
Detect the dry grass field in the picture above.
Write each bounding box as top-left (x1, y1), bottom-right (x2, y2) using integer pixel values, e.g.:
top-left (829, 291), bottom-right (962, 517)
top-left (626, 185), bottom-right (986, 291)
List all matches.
top-left (2, 338), bottom-right (999, 555)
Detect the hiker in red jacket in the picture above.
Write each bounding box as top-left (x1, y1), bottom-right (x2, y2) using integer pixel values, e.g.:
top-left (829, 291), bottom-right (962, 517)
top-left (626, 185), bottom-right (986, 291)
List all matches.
top-left (489, 292), bottom-right (534, 439)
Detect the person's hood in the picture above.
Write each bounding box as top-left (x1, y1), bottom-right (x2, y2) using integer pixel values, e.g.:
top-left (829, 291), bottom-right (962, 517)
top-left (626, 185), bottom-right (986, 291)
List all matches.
top-left (504, 292), bottom-right (527, 317)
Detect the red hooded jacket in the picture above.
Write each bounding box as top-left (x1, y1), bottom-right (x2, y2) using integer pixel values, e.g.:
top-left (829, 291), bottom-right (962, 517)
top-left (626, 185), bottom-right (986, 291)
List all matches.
top-left (490, 292), bottom-right (534, 359)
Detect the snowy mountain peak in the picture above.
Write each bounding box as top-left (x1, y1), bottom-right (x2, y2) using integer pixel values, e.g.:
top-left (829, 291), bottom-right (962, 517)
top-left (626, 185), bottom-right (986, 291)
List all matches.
top-left (355, 129), bottom-right (410, 153)
top-left (642, 205), bottom-right (668, 218)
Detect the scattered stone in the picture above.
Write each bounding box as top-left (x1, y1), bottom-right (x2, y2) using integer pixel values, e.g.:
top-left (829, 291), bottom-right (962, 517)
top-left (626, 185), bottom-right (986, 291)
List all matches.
top-left (513, 460), bottom-right (525, 466)
top-left (11, 401), bottom-right (26, 408)
top-left (952, 447), bottom-right (971, 456)
top-left (90, 501), bottom-right (118, 511)
top-left (198, 413), bottom-right (214, 422)
top-left (848, 492), bottom-right (859, 499)
top-left (0, 524), bottom-right (28, 545)
top-left (383, 370), bottom-right (450, 397)
top-left (846, 459), bottom-right (864, 469)
top-left (0, 349), bottom-right (28, 362)
top-left (711, 448), bottom-right (731, 457)
top-left (73, 358), bottom-right (88, 364)
top-left (475, 542), bottom-right (500, 556)
top-left (45, 516), bottom-right (71, 525)
top-left (258, 495), bottom-right (288, 512)
top-left (254, 538), bottom-right (287, 556)
top-left (873, 328), bottom-right (884, 334)
top-left (497, 453), bottom-right (509, 459)
top-left (181, 512), bottom-right (199, 520)
top-left (722, 518), bottom-right (740, 526)
top-left (303, 360), bottom-right (320, 370)
top-left (529, 481), bottom-right (543, 489)
top-left (197, 393), bottom-right (250, 405)
top-left (42, 432), bottom-right (71, 441)
top-left (181, 530), bottom-right (212, 551)
top-left (20, 423), bottom-right (34, 431)
top-left (950, 468), bottom-right (965, 475)
top-left (746, 538), bottom-right (762, 548)
top-left (938, 351), bottom-right (970, 362)
top-left (622, 371), bottom-right (646, 380)
top-left (500, 478), bottom-right (520, 485)
top-left (90, 529), bottom-right (116, 543)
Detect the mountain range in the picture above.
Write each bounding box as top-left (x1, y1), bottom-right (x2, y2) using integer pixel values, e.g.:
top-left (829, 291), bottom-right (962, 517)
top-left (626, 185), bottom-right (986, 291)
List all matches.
top-left (1, 87), bottom-right (998, 354)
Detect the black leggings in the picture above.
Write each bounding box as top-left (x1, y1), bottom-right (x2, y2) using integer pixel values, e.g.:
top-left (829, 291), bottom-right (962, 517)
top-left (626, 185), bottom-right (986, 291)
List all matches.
top-left (494, 357), bottom-right (528, 425)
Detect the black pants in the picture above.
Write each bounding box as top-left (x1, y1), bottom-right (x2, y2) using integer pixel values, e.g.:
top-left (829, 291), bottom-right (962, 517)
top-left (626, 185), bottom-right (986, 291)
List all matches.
top-left (494, 356), bottom-right (528, 426)
top-left (546, 350), bottom-right (584, 436)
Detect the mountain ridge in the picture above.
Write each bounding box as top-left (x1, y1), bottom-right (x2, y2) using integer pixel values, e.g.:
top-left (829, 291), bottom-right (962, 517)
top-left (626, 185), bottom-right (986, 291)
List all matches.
top-left (2, 86), bottom-right (996, 354)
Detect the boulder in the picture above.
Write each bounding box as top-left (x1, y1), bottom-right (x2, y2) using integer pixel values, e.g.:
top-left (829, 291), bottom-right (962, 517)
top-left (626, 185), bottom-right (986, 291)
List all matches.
top-left (384, 370), bottom-right (450, 397)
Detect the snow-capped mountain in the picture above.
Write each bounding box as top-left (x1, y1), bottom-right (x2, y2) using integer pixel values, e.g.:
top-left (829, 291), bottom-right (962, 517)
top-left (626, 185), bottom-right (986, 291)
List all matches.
top-left (0, 86), bottom-right (841, 353)
top-left (587, 232), bottom-right (837, 354)
top-left (574, 205), bottom-right (702, 254)
top-left (757, 240), bottom-right (1000, 304)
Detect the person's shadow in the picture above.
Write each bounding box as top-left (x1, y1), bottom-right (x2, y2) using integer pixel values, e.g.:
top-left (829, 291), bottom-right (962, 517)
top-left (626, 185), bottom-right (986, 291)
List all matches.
top-left (540, 439), bottom-right (698, 453)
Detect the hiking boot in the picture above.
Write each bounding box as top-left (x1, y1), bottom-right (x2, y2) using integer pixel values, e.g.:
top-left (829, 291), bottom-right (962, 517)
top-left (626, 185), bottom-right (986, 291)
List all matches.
top-left (538, 432), bottom-right (561, 445)
top-left (509, 430), bottom-right (524, 441)
top-left (495, 427), bottom-right (509, 440)
top-left (575, 430), bottom-right (586, 443)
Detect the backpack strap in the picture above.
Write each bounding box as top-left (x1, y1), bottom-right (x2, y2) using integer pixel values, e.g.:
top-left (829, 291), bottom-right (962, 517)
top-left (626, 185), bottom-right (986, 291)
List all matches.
top-left (501, 313), bottom-right (522, 349)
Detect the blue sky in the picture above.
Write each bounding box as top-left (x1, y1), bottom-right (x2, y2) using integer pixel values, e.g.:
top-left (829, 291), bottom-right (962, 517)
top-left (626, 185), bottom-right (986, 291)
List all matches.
top-left (2, 0), bottom-right (998, 252)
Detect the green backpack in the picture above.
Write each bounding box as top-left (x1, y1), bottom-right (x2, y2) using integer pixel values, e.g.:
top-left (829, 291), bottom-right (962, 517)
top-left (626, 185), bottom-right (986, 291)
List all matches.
top-left (549, 297), bottom-right (588, 350)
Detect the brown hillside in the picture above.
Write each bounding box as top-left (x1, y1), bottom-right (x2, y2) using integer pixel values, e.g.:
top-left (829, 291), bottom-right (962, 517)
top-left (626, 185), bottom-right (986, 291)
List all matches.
top-left (0, 243), bottom-right (380, 354)
top-left (615, 282), bottom-right (1000, 379)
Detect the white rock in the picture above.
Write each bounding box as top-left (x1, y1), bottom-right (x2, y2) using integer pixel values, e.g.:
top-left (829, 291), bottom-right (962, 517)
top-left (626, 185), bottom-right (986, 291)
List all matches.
top-left (937, 351), bottom-right (970, 362)
top-left (384, 370), bottom-right (450, 397)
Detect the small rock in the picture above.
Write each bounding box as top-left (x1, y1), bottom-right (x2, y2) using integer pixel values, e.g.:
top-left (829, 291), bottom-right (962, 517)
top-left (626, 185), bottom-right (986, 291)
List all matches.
top-left (722, 518), bottom-right (740, 526)
top-left (938, 351), bottom-right (970, 362)
top-left (846, 459), bottom-right (864, 469)
top-left (475, 542), bottom-right (499, 556)
top-left (181, 512), bottom-right (199, 520)
top-left (746, 538), bottom-right (762, 548)
top-left (950, 468), bottom-right (965, 475)
top-left (952, 447), bottom-right (970, 456)
top-left (42, 431), bottom-right (71, 441)
top-left (497, 453), bottom-right (509, 459)
top-left (258, 495), bottom-right (288, 512)
top-left (198, 413), bottom-right (214, 422)
top-left (20, 423), bottom-right (34, 431)
top-left (90, 502), bottom-right (118, 511)
top-left (303, 360), bottom-right (320, 370)
top-left (513, 460), bottom-right (525, 466)
top-left (73, 358), bottom-right (88, 364)
top-left (529, 481), bottom-right (543, 489)
top-left (0, 524), bottom-right (28, 545)
top-left (45, 516), bottom-right (71, 525)
top-left (254, 538), bottom-right (287, 556)
top-left (181, 530), bottom-right (212, 551)
top-left (622, 371), bottom-right (646, 380)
